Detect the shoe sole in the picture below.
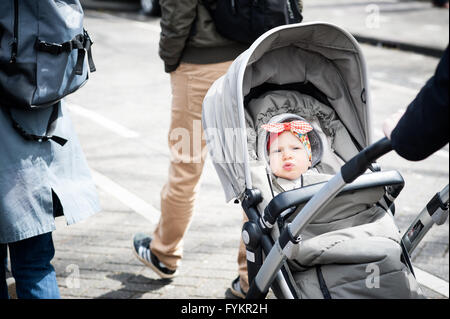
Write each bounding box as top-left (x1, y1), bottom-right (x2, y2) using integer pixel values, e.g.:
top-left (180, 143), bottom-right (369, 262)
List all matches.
top-left (229, 287), bottom-right (246, 299)
top-left (132, 242), bottom-right (178, 279)
top-left (7, 277), bottom-right (17, 299)
top-left (230, 278), bottom-right (246, 299)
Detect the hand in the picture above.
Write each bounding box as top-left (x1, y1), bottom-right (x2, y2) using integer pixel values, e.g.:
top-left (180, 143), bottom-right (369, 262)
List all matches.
top-left (383, 109), bottom-right (405, 140)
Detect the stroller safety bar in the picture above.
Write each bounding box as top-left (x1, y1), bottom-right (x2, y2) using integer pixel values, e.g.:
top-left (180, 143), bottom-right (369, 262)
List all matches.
top-left (263, 169), bottom-right (404, 227)
top-left (247, 138), bottom-right (394, 299)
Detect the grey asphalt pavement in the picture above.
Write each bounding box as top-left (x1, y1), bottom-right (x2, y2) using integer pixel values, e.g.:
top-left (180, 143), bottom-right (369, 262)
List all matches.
top-left (9, 0), bottom-right (447, 300)
top-left (303, 0), bottom-right (449, 56)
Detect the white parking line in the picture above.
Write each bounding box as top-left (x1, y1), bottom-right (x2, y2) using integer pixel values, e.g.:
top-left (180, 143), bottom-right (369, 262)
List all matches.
top-left (91, 169), bottom-right (160, 224)
top-left (414, 267), bottom-right (449, 298)
top-left (435, 150), bottom-right (450, 159)
top-left (423, 24), bottom-right (442, 32)
top-left (67, 103), bottom-right (140, 139)
top-left (90, 11), bottom-right (161, 33)
top-left (131, 20), bottom-right (161, 33)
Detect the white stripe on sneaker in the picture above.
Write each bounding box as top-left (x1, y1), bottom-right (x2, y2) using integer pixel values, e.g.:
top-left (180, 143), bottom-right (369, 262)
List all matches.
top-left (138, 246), bottom-right (149, 262)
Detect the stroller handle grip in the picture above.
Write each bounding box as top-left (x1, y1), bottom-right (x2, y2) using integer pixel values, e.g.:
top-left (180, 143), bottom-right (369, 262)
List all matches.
top-left (341, 137), bottom-right (392, 183)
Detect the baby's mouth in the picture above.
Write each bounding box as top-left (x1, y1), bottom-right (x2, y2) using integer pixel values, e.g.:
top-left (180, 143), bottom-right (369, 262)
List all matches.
top-left (283, 163), bottom-right (295, 171)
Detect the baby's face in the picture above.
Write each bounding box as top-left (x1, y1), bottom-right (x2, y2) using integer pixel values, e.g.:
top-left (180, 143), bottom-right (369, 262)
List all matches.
top-left (269, 131), bottom-right (311, 180)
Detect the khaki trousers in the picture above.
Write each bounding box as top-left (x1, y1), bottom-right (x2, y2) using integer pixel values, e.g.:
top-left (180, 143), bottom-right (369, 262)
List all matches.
top-left (150, 61), bottom-right (232, 270)
top-left (237, 212), bottom-right (250, 292)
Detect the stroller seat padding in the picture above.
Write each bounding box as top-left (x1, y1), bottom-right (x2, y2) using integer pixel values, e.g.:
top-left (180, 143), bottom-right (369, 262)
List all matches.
top-left (290, 207), bottom-right (424, 299)
top-left (290, 209), bottom-right (400, 268)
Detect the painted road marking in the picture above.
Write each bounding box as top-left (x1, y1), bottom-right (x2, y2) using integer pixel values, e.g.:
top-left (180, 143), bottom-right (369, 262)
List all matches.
top-left (67, 103), bottom-right (140, 139)
top-left (415, 267), bottom-right (449, 298)
top-left (91, 170), bottom-right (160, 224)
top-left (131, 20), bottom-right (161, 33)
top-left (90, 11), bottom-right (161, 33)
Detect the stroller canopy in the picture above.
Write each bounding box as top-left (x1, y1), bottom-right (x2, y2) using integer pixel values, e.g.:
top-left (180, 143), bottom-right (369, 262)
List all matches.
top-left (203, 22), bottom-right (372, 202)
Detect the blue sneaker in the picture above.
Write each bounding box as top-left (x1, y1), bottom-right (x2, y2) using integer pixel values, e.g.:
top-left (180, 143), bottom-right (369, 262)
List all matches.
top-left (132, 233), bottom-right (178, 279)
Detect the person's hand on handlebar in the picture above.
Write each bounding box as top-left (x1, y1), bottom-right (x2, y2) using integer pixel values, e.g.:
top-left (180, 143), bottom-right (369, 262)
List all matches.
top-left (383, 109), bottom-right (405, 140)
top-left (381, 47), bottom-right (448, 161)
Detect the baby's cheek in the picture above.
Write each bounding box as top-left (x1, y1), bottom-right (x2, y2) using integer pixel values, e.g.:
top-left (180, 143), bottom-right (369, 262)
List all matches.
top-left (270, 161), bottom-right (278, 174)
top-left (270, 158), bottom-right (281, 174)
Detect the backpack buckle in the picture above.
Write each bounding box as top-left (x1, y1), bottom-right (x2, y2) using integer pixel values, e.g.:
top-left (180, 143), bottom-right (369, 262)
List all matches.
top-left (36, 40), bottom-right (62, 55)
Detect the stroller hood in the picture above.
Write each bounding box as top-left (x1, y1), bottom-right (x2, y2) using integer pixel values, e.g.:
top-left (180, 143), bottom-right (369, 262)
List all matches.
top-left (203, 22), bottom-right (372, 202)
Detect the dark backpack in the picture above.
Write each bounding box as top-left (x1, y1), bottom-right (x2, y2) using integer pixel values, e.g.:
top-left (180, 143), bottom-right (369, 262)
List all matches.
top-left (203, 0), bottom-right (303, 44)
top-left (0, 0), bottom-right (96, 146)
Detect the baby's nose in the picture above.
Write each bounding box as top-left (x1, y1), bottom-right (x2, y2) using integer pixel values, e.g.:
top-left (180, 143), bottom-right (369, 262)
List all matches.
top-left (282, 150), bottom-right (293, 159)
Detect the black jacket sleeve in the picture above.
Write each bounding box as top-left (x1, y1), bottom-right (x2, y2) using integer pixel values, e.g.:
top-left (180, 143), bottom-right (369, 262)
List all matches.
top-left (390, 46), bottom-right (449, 161)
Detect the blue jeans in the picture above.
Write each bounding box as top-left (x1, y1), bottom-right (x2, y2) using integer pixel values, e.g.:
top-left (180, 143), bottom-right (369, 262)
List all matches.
top-left (0, 232), bottom-right (60, 299)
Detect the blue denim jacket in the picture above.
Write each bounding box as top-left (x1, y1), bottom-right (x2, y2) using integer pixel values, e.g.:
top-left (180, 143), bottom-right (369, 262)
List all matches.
top-left (0, 100), bottom-right (100, 243)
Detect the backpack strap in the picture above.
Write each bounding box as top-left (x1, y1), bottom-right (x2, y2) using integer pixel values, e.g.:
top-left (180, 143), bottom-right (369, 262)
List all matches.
top-left (83, 30), bottom-right (96, 73)
top-left (287, 0), bottom-right (303, 23)
top-left (35, 29), bottom-right (96, 76)
top-left (7, 104), bottom-right (68, 146)
top-left (0, 25), bottom-right (4, 49)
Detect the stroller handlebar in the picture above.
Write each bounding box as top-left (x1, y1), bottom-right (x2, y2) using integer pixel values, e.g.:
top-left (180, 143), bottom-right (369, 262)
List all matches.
top-left (341, 137), bottom-right (393, 183)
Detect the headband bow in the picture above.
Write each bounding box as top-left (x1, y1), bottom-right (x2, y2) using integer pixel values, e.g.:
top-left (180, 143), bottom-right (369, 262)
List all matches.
top-left (261, 120), bottom-right (313, 135)
top-left (261, 120), bottom-right (313, 162)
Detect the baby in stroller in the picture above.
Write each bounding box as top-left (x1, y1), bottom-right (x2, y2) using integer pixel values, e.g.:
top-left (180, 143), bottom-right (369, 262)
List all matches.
top-left (262, 116), bottom-right (327, 193)
top-left (264, 119), bottom-right (315, 182)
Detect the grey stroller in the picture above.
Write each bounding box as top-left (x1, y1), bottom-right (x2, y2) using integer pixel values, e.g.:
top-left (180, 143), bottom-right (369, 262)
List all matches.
top-left (202, 22), bottom-right (449, 299)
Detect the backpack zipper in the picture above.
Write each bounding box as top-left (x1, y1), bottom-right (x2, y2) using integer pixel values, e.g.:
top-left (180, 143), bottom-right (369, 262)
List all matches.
top-left (10, 0), bottom-right (19, 63)
top-left (231, 0), bottom-right (236, 14)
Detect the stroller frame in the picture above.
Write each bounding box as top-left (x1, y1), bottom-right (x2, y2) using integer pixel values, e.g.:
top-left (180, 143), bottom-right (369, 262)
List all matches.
top-left (201, 22), bottom-right (449, 299)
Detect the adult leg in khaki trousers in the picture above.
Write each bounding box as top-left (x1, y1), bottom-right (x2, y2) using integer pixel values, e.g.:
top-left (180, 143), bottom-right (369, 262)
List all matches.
top-left (237, 214), bottom-right (249, 291)
top-left (150, 61), bottom-right (232, 271)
